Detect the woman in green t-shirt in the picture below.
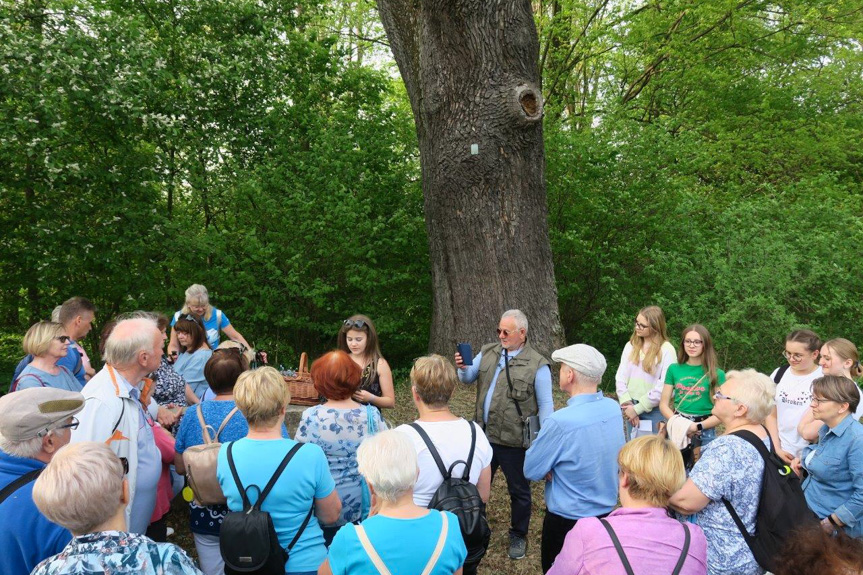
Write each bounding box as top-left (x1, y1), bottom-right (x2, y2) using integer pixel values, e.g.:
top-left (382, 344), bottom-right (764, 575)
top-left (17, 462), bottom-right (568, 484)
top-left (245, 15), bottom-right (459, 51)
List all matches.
top-left (660, 324), bottom-right (725, 458)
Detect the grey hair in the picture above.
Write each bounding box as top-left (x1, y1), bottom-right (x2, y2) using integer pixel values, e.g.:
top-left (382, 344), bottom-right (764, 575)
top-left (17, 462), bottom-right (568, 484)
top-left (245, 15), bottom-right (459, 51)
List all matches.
top-left (357, 430), bottom-right (418, 503)
top-left (0, 430), bottom-right (54, 459)
top-left (501, 309), bottom-right (529, 332)
top-left (103, 317), bottom-right (158, 367)
top-left (725, 369), bottom-right (776, 424)
top-left (573, 370), bottom-right (602, 388)
top-left (51, 305), bottom-right (62, 322)
top-left (185, 284), bottom-right (210, 305)
top-left (33, 442), bottom-right (124, 535)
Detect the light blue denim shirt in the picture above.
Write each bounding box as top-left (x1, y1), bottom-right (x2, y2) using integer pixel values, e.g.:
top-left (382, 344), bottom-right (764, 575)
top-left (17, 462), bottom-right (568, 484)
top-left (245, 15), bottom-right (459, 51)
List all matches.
top-left (457, 348), bottom-right (554, 425)
top-left (801, 414), bottom-right (863, 538)
top-left (523, 392), bottom-right (625, 519)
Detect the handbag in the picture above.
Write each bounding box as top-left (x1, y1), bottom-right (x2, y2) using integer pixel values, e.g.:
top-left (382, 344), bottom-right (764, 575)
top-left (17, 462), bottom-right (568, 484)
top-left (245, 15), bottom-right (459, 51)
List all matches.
top-left (504, 349), bottom-right (540, 449)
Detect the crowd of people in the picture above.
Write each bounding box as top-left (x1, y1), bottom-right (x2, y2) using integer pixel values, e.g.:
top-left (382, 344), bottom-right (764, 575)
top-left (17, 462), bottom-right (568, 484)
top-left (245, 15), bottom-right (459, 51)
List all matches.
top-left (1, 291), bottom-right (862, 575)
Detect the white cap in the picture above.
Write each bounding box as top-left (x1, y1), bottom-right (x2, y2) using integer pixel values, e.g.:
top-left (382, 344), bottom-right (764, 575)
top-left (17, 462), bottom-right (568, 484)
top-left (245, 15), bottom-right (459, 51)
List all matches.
top-left (551, 344), bottom-right (607, 380)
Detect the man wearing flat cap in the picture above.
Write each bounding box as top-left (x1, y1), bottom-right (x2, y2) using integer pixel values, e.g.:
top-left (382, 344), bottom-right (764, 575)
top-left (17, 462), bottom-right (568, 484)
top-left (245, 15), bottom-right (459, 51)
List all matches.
top-left (0, 387), bottom-right (83, 575)
top-left (523, 344), bottom-right (625, 573)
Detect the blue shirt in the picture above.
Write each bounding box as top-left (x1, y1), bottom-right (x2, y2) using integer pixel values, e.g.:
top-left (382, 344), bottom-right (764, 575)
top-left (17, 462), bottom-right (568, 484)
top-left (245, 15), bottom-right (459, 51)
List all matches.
top-left (523, 392), bottom-right (624, 519)
top-left (127, 386), bottom-right (161, 535)
top-left (172, 308), bottom-right (230, 350)
top-left (690, 434), bottom-right (767, 575)
top-left (14, 365), bottom-right (82, 392)
top-left (217, 438), bottom-right (335, 573)
top-left (0, 451), bottom-right (71, 575)
top-left (56, 342), bottom-right (86, 386)
top-left (802, 414), bottom-right (863, 538)
top-left (457, 348), bottom-right (554, 424)
top-left (328, 511), bottom-right (467, 575)
top-left (173, 349), bottom-right (214, 400)
top-left (30, 531), bottom-right (202, 575)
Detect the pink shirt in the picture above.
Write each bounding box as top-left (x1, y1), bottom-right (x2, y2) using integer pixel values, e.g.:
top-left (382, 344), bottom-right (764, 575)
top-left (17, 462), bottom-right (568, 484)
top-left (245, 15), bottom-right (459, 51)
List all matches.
top-left (149, 424), bottom-right (176, 522)
top-left (547, 507), bottom-right (707, 575)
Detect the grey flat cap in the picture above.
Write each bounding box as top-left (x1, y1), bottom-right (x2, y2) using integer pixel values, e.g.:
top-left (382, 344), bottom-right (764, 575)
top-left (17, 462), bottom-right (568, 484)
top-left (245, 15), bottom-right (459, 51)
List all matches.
top-left (551, 344), bottom-right (607, 380)
top-left (0, 388), bottom-right (85, 441)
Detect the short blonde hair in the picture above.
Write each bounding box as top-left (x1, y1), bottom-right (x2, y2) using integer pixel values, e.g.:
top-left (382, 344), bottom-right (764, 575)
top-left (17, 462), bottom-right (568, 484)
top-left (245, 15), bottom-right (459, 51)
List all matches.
top-left (357, 430), bottom-right (417, 503)
top-left (22, 321), bottom-right (65, 357)
top-left (725, 369), bottom-right (776, 424)
top-left (618, 435), bottom-right (685, 507)
top-left (182, 284), bottom-right (213, 321)
top-left (32, 442), bottom-right (124, 535)
top-left (411, 355), bottom-right (458, 407)
top-left (234, 367), bottom-right (290, 427)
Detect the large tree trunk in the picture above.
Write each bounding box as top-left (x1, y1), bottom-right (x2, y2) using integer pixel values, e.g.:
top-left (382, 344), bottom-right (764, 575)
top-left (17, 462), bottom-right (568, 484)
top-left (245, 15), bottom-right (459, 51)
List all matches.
top-left (376, 0), bottom-right (565, 357)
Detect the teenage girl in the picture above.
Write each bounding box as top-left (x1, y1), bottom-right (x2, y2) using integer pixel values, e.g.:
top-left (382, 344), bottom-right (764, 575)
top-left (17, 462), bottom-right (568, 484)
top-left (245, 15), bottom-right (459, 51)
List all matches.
top-left (765, 329), bottom-right (822, 463)
top-left (337, 314), bottom-right (395, 410)
top-left (660, 324), bottom-right (725, 449)
top-left (797, 337), bottom-right (863, 442)
top-left (615, 306), bottom-right (677, 440)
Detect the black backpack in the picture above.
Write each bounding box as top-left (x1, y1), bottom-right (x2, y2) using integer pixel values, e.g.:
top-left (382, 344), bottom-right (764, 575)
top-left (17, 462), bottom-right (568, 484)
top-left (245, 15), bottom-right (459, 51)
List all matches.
top-left (409, 421), bottom-right (491, 571)
top-left (721, 429), bottom-right (818, 573)
top-left (220, 442), bottom-right (314, 575)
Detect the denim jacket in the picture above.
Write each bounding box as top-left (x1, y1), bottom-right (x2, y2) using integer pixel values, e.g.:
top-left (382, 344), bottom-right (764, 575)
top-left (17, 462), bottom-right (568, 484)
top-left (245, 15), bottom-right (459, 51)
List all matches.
top-left (801, 414), bottom-right (863, 537)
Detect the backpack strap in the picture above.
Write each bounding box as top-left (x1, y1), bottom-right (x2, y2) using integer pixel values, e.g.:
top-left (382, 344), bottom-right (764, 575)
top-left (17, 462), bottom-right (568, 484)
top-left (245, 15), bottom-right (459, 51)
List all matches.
top-left (671, 523), bottom-right (691, 575)
top-left (600, 519), bottom-right (636, 575)
top-left (256, 443), bottom-right (303, 509)
top-left (773, 364), bottom-right (790, 384)
top-left (355, 511), bottom-right (449, 575)
top-left (199, 406), bottom-right (239, 444)
top-left (721, 428), bottom-right (774, 541)
top-left (462, 420), bottom-right (477, 480)
top-left (409, 422), bottom-right (456, 480)
top-left (0, 469), bottom-right (43, 505)
top-left (214, 407), bottom-right (239, 441)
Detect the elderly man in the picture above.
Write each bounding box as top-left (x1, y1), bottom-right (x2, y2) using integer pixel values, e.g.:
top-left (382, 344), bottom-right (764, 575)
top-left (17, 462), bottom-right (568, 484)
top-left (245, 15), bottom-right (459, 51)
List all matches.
top-left (523, 344), bottom-right (625, 573)
top-left (0, 388), bottom-right (84, 574)
top-left (455, 309), bottom-right (553, 560)
top-left (72, 317), bottom-right (164, 535)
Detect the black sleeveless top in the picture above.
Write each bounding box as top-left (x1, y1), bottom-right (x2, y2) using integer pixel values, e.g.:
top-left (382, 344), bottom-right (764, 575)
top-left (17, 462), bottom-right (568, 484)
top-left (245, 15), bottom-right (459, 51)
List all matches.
top-left (360, 362), bottom-right (382, 398)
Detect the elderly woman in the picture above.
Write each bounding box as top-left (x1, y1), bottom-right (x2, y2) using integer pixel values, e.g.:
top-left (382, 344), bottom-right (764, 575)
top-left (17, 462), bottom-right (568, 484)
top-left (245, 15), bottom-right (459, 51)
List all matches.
top-left (172, 314), bottom-right (214, 401)
top-left (548, 435), bottom-right (707, 574)
top-left (792, 375), bottom-right (863, 538)
top-left (217, 367), bottom-right (341, 575)
top-left (320, 430), bottom-right (467, 575)
top-left (12, 322), bottom-right (82, 392)
top-left (670, 369), bottom-right (776, 575)
top-left (295, 350), bottom-right (387, 546)
top-left (174, 348), bottom-right (257, 575)
top-left (169, 284), bottom-right (251, 355)
top-left (30, 441), bottom-right (202, 575)
top-left (397, 354), bottom-right (492, 494)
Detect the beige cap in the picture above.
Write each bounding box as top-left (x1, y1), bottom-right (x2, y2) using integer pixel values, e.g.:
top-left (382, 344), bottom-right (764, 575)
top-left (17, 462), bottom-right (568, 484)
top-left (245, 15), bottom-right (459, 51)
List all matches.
top-left (551, 344), bottom-right (607, 380)
top-left (0, 388), bottom-right (85, 441)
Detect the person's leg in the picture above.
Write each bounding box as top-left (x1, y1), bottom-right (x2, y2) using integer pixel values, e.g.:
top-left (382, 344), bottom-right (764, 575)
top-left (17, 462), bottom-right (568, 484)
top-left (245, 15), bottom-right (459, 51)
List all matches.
top-left (491, 444), bottom-right (531, 539)
top-left (541, 510), bottom-right (577, 573)
top-left (145, 516), bottom-right (167, 542)
top-left (194, 532), bottom-right (226, 575)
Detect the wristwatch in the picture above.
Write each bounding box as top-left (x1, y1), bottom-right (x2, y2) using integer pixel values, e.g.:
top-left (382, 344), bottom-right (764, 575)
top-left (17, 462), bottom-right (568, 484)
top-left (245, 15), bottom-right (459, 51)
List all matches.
top-left (696, 423), bottom-right (704, 432)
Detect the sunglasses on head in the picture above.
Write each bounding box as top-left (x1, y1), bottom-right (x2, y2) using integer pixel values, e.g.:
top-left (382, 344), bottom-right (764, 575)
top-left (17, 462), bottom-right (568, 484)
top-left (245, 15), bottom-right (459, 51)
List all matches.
top-left (183, 314), bottom-right (199, 322)
top-left (343, 319), bottom-right (367, 330)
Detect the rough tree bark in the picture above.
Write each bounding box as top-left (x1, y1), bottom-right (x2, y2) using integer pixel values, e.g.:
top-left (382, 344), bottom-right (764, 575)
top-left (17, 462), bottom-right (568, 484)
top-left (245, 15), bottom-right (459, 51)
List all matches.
top-left (376, 0), bottom-right (565, 357)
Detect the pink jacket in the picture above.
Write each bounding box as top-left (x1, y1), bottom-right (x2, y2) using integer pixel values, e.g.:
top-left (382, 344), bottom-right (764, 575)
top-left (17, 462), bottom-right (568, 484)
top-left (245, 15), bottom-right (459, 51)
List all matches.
top-left (150, 424), bottom-right (176, 523)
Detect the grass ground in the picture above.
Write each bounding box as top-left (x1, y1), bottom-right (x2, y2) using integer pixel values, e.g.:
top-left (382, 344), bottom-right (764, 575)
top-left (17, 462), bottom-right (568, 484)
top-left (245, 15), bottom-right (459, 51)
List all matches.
top-left (167, 379), bottom-right (570, 574)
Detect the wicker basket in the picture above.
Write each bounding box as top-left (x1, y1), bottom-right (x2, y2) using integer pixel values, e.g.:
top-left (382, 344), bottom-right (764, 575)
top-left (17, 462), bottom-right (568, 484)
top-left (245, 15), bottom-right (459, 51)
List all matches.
top-left (284, 352), bottom-right (319, 406)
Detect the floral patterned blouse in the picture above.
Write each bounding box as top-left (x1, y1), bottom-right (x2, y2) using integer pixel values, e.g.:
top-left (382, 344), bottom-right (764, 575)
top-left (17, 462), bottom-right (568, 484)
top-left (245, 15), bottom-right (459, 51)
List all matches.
top-left (30, 531), bottom-right (202, 575)
top-left (295, 405), bottom-right (387, 525)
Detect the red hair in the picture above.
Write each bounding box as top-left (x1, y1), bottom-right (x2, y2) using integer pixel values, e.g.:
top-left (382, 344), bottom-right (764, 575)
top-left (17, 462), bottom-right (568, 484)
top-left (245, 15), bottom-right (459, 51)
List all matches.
top-left (311, 350), bottom-right (362, 400)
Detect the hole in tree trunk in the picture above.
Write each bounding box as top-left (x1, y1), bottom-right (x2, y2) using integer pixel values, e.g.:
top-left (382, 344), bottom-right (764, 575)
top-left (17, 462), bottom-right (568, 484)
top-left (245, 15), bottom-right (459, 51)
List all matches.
top-left (513, 84), bottom-right (543, 123)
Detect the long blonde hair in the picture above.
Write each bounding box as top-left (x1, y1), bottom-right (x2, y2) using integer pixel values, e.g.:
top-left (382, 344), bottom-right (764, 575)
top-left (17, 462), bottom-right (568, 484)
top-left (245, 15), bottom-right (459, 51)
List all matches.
top-left (823, 338), bottom-right (862, 379)
top-left (628, 305), bottom-right (669, 375)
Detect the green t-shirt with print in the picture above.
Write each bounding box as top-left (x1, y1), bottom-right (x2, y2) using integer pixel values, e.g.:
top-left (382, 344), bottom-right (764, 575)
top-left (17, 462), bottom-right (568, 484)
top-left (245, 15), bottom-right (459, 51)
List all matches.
top-left (664, 363), bottom-right (726, 416)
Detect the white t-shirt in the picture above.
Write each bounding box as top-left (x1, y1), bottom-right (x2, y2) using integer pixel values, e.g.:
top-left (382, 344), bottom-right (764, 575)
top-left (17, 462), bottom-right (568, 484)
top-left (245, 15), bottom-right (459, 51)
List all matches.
top-left (771, 366), bottom-right (823, 457)
top-left (396, 419), bottom-right (493, 507)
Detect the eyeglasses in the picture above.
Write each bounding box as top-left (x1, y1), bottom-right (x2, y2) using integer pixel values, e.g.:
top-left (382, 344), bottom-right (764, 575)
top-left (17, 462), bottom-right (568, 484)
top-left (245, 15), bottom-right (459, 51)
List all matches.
top-left (810, 396), bottom-right (835, 406)
top-left (497, 328), bottom-right (522, 337)
top-left (119, 457), bottom-right (129, 475)
top-left (783, 350), bottom-right (812, 362)
top-left (55, 417), bottom-right (79, 431)
top-left (215, 344), bottom-right (248, 356)
top-left (714, 390), bottom-right (738, 402)
top-left (54, 335), bottom-right (71, 343)
top-left (684, 339), bottom-right (703, 346)
top-left (343, 319), bottom-right (367, 330)
top-left (634, 321), bottom-right (650, 330)
top-left (183, 314), bottom-right (199, 322)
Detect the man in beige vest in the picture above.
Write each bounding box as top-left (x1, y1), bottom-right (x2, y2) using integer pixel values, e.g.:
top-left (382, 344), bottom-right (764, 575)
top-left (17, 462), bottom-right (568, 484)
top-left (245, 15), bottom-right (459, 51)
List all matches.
top-left (455, 309), bottom-right (553, 560)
